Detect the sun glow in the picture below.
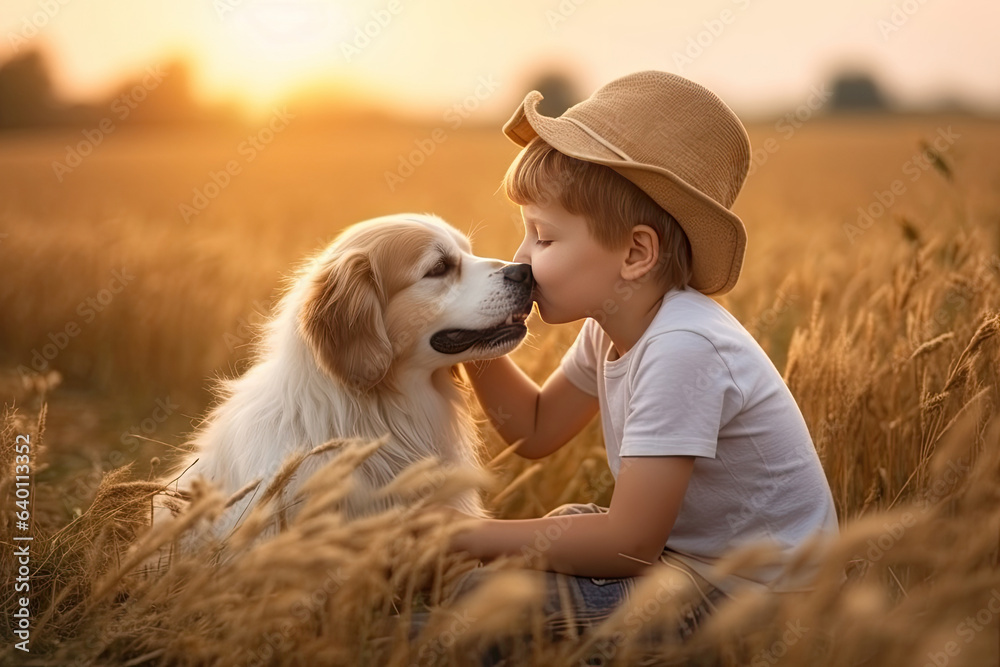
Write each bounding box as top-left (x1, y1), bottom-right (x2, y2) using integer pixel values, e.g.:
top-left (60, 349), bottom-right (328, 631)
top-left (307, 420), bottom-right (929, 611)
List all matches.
top-left (202, 1), bottom-right (354, 113)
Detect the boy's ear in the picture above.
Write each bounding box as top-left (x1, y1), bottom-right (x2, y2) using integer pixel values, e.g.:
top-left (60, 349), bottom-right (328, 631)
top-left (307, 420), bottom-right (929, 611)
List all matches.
top-left (620, 224), bottom-right (660, 282)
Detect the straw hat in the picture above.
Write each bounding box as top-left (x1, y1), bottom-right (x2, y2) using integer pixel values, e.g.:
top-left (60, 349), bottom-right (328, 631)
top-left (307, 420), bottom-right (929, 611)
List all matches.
top-left (503, 71), bottom-right (751, 296)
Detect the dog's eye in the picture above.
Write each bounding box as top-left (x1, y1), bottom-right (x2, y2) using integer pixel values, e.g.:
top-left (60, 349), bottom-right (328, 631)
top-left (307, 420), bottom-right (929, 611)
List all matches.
top-left (424, 258), bottom-right (450, 278)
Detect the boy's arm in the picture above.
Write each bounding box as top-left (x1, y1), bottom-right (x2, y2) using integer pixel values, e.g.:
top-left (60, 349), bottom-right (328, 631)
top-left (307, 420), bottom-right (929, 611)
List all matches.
top-left (463, 356), bottom-right (598, 459)
top-left (449, 455), bottom-right (695, 577)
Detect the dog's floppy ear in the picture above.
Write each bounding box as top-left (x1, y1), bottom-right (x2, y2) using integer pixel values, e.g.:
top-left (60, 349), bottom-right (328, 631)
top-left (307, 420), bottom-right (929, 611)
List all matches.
top-left (299, 251), bottom-right (393, 392)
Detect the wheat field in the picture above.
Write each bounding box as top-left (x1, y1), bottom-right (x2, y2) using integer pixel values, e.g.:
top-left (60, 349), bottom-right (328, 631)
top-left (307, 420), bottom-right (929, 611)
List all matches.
top-left (1, 113), bottom-right (1000, 665)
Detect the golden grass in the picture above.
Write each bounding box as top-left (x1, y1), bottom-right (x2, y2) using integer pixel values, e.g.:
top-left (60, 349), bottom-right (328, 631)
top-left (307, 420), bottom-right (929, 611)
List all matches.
top-left (1, 115), bottom-right (1000, 664)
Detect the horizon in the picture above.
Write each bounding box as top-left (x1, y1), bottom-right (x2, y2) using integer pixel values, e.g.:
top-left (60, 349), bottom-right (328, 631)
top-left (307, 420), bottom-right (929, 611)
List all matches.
top-left (1, 0), bottom-right (997, 123)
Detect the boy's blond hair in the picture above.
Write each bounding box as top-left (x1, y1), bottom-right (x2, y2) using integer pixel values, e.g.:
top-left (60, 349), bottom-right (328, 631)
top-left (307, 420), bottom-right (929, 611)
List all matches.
top-left (504, 137), bottom-right (692, 292)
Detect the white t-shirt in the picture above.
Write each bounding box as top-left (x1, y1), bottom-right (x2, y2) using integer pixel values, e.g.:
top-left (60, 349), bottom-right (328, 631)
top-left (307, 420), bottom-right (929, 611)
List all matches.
top-left (560, 287), bottom-right (839, 594)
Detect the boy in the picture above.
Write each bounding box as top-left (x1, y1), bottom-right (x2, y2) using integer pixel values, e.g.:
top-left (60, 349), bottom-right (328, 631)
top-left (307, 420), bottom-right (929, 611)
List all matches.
top-left (448, 71), bottom-right (838, 636)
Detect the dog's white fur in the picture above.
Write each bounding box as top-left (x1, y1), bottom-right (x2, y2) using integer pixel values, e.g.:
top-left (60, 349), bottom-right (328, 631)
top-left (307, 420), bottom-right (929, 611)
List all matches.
top-left (154, 214), bottom-right (533, 547)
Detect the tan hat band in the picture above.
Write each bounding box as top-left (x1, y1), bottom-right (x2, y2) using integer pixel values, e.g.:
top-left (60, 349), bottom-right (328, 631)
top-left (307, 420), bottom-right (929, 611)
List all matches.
top-left (561, 117), bottom-right (636, 163)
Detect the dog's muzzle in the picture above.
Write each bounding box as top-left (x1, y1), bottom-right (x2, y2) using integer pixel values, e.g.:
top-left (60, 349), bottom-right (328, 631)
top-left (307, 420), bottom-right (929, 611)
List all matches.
top-left (430, 263), bottom-right (534, 355)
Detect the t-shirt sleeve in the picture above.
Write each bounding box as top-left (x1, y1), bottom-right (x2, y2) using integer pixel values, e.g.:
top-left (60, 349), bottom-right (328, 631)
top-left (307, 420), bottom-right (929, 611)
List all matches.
top-left (559, 319), bottom-right (600, 397)
top-left (621, 330), bottom-right (744, 459)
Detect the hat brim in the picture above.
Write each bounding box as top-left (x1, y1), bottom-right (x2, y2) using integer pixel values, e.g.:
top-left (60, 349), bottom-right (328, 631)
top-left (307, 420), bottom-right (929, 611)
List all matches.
top-left (503, 91), bottom-right (747, 297)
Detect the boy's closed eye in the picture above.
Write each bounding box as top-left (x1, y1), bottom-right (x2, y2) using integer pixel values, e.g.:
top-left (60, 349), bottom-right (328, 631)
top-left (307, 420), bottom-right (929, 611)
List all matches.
top-left (523, 217), bottom-right (556, 242)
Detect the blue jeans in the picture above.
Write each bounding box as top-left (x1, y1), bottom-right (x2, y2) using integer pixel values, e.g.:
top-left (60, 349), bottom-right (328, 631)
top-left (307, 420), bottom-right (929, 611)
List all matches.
top-left (449, 503), bottom-right (729, 664)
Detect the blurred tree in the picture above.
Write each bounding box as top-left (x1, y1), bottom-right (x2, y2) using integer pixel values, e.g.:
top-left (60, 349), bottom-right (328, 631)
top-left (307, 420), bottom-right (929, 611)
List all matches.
top-left (828, 71), bottom-right (891, 112)
top-left (108, 59), bottom-right (200, 124)
top-left (526, 71), bottom-right (581, 117)
top-left (0, 51), bottom-right (236, 130)
top-left (0, 49), bottom-right (59, 128)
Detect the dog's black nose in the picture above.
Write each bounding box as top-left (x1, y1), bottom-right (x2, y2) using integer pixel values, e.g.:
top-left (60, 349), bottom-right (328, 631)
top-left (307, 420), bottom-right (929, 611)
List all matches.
top-left (502, 263), bottom-right (533, 285)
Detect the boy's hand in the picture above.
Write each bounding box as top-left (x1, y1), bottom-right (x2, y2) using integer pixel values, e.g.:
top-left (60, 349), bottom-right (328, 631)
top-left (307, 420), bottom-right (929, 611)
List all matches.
top-left (464, 356), bottom-right (598, 460)
top-left (434, 506), bottom-right (475, 523)
top-left (429, 506), bottom-right (485, 557)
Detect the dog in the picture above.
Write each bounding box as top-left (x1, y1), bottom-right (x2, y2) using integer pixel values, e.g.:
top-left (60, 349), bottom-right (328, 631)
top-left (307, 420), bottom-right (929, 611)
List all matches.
top-left (153, 213), bottom-right (534, 550)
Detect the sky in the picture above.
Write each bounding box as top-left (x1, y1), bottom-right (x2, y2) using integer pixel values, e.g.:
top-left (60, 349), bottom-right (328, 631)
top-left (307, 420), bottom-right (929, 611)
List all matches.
top-left (1, 0), bottom-right (997, 120)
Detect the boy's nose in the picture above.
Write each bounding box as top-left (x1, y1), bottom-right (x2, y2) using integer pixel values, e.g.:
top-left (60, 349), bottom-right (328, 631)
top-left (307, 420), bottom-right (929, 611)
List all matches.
top-left (513, 238), bottom-right (532, 266)
top-left (512, 246), bottom-right (528, 265)
top-left (502, 263), bottom-right (533, 285)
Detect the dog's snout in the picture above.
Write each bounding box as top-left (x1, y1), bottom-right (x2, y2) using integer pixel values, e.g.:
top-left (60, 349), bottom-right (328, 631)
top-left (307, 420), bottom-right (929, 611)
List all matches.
top-left (502, 263), bottom-right (533, 285)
